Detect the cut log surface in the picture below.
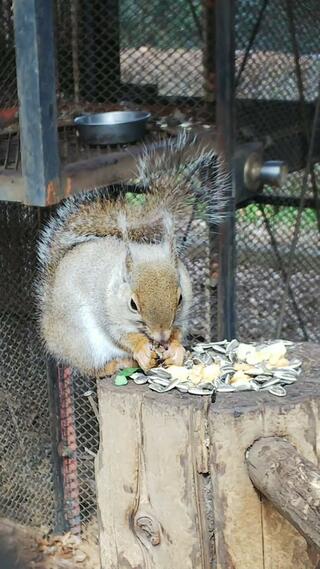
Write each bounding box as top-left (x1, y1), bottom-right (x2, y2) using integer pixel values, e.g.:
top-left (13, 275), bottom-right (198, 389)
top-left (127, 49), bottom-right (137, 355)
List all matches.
top-left (246, 437), bottom-right (320, 550)
top-left (96, 343), bottom-right (320, 569)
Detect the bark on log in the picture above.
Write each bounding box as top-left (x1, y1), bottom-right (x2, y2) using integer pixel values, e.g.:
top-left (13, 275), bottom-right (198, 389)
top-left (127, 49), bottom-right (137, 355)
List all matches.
top-left (246, 436), bottom-right (320, 550)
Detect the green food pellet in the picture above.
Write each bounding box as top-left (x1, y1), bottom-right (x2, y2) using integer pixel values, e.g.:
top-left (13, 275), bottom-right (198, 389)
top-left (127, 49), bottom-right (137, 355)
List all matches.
top-left (118, 367), bottom-right (140, 377)
top-left (114, 375), bottom-right (128, 386)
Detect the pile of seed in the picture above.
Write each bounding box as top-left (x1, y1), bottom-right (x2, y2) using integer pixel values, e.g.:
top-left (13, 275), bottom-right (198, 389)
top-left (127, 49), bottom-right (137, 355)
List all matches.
top-left (115, 340), bottom-right (302, 398)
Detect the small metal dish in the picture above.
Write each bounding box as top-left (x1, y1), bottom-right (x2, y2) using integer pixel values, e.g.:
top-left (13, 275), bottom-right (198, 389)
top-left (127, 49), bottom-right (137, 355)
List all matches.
top-left (74, 110), bottom-right (151, 145)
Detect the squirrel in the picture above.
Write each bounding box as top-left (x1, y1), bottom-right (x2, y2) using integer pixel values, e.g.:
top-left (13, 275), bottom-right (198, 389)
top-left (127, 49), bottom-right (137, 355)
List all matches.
top-left (36, 133), bottom-right (227, 377)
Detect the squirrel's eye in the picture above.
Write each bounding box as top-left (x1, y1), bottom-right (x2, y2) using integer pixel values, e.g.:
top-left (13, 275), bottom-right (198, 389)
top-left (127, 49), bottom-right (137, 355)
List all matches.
top-left (130, 298), bottom-right (138, 311)
top-left (178, 294), bottom-right (182, 306)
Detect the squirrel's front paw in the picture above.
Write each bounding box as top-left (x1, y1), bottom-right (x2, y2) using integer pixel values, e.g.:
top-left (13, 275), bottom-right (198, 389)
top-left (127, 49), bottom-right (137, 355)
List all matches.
top-left (163, 340), bottom-right (185, 367)
top-left (133, 339), bottom-right (158, 372)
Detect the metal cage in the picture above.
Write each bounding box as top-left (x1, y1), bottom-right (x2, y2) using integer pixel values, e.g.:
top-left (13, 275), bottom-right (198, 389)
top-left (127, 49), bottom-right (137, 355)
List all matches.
top-left (0, 0), bottom-right (319, 536)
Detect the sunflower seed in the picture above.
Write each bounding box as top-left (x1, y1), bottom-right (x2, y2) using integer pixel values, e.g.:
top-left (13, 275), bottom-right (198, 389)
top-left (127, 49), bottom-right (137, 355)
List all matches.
top-left (159, 377), bottom-right (184, 392)
top-left (226, 339), bottom-right (240, 355)
top-left (278, 377), bottom-right (297, 385)
top-left (285, 359), bottom-right (302, 369)
top-left (149, 383), bottom-right (166, 393)
top-left (192, 346), bottom-right (205, 354)
top-left (192, 356), bottom-right (205, 365)
top-left (188, 386), bottom-right (214, 396)
top-left (260, 377), bottom-right (281, 389)
top-left (233, 383), bottom-right (252, 391)
top-left (198, 382), bottom-right (215, 390)
top-left (148, 377), bottom-right (170, 387)
top-left (132, 374), bottom-right (148, 385)
top-left (250, 381), bottom-right (261, 391)
top-left (147, 368), bottom-right (171, 379)
top-left (216, 384), bottom-right (236, 393)
top-left (210, 344), bottom-right (227, 354)
top-left (200, 354), bottom-right (214, 365)
top-left (268, 385), bottom-right (287, 397)
top-left (273, 372), bottom-right (298, 381)
top-left (176, 382), bottom-right (190, 393)
top-left (254, 375), bottom-right (274, 383)
top-left (224, 374), bottom-right (231, 385)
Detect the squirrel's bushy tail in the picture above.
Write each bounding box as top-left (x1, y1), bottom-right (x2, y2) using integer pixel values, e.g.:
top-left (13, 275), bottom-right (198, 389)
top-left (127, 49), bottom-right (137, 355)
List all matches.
top-left (136, 131), bottom-right (230, 225)
top-left (37, 132), bottom-right (229, 299)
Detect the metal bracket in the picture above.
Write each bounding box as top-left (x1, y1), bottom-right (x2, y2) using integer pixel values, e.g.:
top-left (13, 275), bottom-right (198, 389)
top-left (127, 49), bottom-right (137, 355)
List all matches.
top-left (235, 142), bottom-right (288, 205)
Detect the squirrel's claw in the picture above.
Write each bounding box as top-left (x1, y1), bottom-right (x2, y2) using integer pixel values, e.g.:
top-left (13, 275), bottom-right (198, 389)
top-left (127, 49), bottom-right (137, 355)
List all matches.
top-left (134, 343), bottom-right (158, 372)
top-left (163, 340), bottom-right (185, 367)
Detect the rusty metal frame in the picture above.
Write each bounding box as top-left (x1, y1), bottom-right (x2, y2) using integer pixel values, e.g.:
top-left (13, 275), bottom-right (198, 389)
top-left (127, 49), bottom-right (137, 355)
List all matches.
top-left (13, 0), bottom-right (62, 206)
top-left (215, 0), bottom-right (236, 340)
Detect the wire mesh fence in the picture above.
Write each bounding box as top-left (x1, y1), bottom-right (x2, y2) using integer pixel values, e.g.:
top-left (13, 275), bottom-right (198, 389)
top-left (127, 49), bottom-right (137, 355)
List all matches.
top-left (235, 0), bottom-right (320, 343)
top-left (0, 204), bottom-right (55, 529)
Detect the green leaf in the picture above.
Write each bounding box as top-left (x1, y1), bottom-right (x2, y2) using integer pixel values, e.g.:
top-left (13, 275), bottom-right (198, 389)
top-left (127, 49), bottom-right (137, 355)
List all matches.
top-left (118, 367), bottom-right (141, 377)
top-left (114, 375), bottom-right (129, 386)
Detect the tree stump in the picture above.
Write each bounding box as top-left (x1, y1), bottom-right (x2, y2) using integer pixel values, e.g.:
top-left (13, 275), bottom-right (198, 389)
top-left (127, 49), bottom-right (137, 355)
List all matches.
top-left (95, 343), bottom-right (320, 569)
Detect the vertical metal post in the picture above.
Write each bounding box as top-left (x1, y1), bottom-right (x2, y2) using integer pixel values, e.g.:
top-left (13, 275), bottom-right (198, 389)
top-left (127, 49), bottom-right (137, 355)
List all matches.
top-left (202, 0), bottom-right (216, 119)
top-left (57, 366), bottom-right (81, 536)
top-left (46, 359), bottom-right (67, 534)
top-left (13, 0), bottom-right (62, 206)
top-left (215, 0), bottom-right (236, 339)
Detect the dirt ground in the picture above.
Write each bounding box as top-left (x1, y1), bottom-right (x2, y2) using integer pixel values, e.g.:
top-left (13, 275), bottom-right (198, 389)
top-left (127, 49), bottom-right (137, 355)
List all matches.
top-left (0, 518), bottom-right (100, 569)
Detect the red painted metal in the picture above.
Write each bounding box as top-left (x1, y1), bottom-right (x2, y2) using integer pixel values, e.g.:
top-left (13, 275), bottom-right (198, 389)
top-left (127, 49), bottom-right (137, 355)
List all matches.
top-left (57, 365), bottom-right (81, 535)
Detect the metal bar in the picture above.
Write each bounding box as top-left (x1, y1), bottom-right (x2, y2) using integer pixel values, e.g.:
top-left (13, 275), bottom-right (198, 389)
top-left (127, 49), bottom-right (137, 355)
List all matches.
top-left (38, 206), bottom-right (66, 534)
top-left (242, 194), bottom-right (319, 210)
top-left (57, 366), bottom-right (81, 535)
top-left (3, 131), bottom-right (12, 169)
top-left (202, 0), bottom-right (216, 116)
top-left (46, 358), bottom-right (67, 534)
top-left (13, 0), bottom-right (61, 206)
top-left (215, 0), bottom-right (236, 340)
top-left (70, 0), bottom-right (80, 104)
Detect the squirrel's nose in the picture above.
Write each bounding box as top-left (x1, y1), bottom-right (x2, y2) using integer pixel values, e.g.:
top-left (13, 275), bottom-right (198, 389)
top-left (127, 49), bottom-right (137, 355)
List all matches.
top-left (152, 329), bottom-right (171, 344)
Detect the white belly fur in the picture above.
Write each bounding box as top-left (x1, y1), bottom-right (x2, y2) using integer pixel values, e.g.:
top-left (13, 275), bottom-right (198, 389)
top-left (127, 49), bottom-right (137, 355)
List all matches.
top-left (79, 306), bottom-right (126, 368)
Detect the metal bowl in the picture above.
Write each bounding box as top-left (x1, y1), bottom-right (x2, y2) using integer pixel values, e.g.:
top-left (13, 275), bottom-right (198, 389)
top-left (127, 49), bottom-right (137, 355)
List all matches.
top-left (74, 110), bottom-right (151, 145)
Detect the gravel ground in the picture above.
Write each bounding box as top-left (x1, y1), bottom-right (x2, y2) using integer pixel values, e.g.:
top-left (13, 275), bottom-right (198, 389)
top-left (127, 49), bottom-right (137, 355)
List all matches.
top-left (182, 218), bottom-right (320, 343)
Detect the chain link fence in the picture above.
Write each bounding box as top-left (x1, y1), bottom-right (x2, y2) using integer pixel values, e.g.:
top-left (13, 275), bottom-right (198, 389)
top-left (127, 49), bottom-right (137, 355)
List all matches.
top-left (0, 0), bottom-right (319, 537)
top-left (235, 0), bottom-right (320, 343)
top-left (0, 204), bottom-right (55, 528)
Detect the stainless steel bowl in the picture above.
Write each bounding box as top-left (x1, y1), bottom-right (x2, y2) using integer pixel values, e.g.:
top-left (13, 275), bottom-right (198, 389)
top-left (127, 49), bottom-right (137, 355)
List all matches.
top-left (74, 110), bottom-right (151, 145)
